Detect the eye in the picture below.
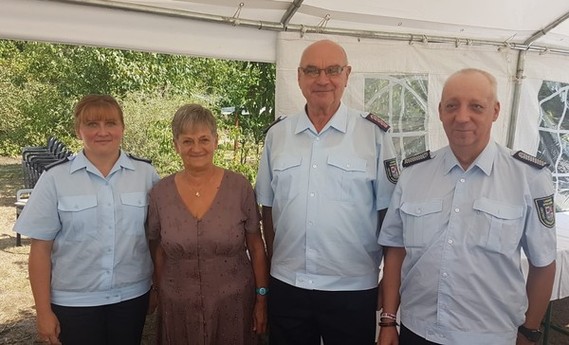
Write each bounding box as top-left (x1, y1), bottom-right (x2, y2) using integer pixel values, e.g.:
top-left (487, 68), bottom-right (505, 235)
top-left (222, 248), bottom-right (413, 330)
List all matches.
top-left (471, 104), bottom-right (484, 112)
top-left (326, 65), bottom-right (343, 76)
top-left (445, 103), bottom-right (457, 110)
top-left (302, 66), bottom-right (320, 77)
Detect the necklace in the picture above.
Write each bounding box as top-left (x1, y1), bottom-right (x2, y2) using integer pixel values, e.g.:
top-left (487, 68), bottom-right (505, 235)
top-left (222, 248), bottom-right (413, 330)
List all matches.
top-left (187, 170), bottom-right (215, 197)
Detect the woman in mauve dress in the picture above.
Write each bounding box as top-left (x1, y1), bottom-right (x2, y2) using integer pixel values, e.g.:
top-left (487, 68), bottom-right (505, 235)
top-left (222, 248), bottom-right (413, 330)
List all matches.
top-left (146, 103), bottom-right (269, 345)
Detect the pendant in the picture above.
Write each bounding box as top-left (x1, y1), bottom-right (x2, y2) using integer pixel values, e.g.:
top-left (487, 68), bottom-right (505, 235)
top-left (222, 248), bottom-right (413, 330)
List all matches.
top-left (195, 191), bottom-right (200, 197)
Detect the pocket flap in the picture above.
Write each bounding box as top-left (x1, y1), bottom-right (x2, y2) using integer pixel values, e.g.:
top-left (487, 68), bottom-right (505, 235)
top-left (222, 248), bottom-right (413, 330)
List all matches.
top-left (58, 195), bottom-right (97, 211)
top-left (327, 155), bottom-right (367, 172)
top-left (473, 197), bottom-right (523, 220)
top-left (401, 200), bottom-right (443, 217)
top-left (121, 192), bottom-right (148, 207)
top-left (274, 155), bottom-right (302, 171)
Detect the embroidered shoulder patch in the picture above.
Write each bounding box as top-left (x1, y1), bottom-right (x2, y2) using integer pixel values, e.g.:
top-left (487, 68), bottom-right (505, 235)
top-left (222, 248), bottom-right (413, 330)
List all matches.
top-left (263, 116), bottom-right (286, 135)
top-left (364, 113), bottom-right (390, 132)
top-left (45, 157), bottom-right (71, 171)
top-left (534, 195), bottom-right (555, 228)
top-left (127, 153), bottom-right (152, 164)
top-left (512, 151), bottom-right (548, 169)
top-left (384, 158), bottom-right (400, 184)
top-left (402, 151), bottom-right (431, 168)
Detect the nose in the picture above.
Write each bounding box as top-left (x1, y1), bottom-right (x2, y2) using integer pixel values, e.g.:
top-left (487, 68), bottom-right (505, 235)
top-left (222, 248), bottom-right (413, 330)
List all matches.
top-left (315, 70), bottom-right (331, 83)
top-left (454, 105), bottom-right (470, 123)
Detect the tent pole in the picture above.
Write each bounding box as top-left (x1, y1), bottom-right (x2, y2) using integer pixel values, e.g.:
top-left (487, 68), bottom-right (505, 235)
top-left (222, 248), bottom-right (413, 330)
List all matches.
top-left (281, 0), bottom-right (304, 27)
top-left (506, 50), bottom-right (527, 149)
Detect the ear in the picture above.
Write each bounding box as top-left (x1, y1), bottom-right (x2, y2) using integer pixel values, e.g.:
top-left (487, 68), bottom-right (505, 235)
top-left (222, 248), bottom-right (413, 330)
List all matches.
top-left (438, 102), bottom-right (443, 121)
top-left (492, 101), bottom-right (500, 122)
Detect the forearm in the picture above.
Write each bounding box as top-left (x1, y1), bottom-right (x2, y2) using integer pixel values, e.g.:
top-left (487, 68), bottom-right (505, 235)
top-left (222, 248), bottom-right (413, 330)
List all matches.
top-left (524, 261), bottom-right (556, 328)
top-left (382, 246), bottom-right (406, 315)
top-left (261, 206), bottom-right (275, 263)
top-left (28, 239), bottom-right (54, 314)
top-left (247, 234), bottom-right (270, 289)
top-left (149, 239), bottom-right (164, 288)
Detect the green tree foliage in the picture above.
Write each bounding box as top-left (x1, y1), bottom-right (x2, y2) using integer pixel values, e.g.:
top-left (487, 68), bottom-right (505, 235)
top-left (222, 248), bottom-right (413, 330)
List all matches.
top-left (0, 40), bottom-right (275, 180)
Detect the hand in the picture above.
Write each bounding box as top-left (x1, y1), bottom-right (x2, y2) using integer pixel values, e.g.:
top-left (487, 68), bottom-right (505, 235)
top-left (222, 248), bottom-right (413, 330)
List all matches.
top-left (377, 325), bottom-right (399, 345)
top-left (252, 297), bottom-right (268, 334)
top-left (516, 333), bottom-right (536, 345)
top-left (36, 310), bottom-right (61, 345)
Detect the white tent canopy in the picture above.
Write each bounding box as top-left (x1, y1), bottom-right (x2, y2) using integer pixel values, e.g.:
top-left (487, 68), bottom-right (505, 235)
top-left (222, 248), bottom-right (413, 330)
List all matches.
top-left (2, 0), bottom-right (569, 62)
top-left (3, 0), bottom-right (569, 207)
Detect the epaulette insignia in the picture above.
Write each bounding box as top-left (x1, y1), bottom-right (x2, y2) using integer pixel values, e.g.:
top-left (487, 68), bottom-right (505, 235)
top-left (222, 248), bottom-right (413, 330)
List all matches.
top-left (402, 150), bottom-right (431, 168)
top-left (512, 151), bottom-right (548, 169)
top-left (364, 113), bottom-right (390, 132)
top-left (263, 116), bottom-right (286, 135)
top-left (127, 153), bottom-right (152, 164)
top-left (45, 157), bottom-right (71, 171)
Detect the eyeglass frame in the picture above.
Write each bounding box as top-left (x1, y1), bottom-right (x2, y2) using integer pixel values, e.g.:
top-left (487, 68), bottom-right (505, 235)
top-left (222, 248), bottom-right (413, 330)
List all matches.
top-left (298, 65), bottom-right (349, 78)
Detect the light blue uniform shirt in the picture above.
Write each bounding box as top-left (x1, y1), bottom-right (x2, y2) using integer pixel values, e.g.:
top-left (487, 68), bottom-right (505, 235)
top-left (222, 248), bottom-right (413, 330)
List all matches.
top-left (14, 150), bottom-right (160, 307)
top-left (256, 103), bottom-right (398, 291)
top-left (379, 142), bottom-right (557, 345)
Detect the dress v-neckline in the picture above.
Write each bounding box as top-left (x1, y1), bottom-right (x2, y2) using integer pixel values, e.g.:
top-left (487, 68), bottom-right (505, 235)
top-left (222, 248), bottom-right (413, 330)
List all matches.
top-left (174, 170), bottom-right (225, 221)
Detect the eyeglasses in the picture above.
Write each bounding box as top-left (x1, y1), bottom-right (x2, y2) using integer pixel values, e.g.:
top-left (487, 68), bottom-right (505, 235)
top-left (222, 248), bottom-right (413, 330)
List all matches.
top-left (299, 65), bottom-right (348, 78)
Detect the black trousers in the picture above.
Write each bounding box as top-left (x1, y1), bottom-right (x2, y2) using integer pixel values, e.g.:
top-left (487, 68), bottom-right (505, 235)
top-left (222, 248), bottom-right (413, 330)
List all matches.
top-left (268, 276), bottom-right (377, 345)
top-left (399, 324), bottom-right (442, 345)
top-left (52, 291), bottom-right (150, 345)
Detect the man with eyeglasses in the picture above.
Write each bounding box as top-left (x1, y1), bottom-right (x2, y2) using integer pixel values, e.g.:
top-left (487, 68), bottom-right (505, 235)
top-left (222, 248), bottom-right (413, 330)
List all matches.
top-left (255, 39), bottom-right (399, 345)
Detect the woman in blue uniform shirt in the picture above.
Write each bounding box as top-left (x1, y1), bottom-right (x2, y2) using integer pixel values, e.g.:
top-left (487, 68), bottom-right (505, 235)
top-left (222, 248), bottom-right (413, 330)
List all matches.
top-left (13, 94), bottom-right (160, 345)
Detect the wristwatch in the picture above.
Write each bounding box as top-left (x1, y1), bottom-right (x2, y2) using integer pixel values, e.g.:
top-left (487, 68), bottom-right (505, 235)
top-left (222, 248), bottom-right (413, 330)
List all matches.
top-left (255, 287), bottom-right (269, 296)
top-left (518, 325), bottom-right (542, 343)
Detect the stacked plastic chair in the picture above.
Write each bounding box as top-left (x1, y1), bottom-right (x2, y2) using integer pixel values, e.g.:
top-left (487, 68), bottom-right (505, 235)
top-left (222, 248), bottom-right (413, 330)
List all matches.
top-left (15, 137), bottom-right (73, 246)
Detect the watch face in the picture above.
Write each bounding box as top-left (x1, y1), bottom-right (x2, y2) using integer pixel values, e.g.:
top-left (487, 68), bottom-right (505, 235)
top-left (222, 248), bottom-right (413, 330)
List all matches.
top-left (256, 287), bottom-right (268, 296)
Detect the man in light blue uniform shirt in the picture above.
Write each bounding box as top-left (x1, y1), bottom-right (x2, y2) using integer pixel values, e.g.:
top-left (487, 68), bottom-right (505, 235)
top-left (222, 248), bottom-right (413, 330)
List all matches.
top-left (378, 68), bottom-right (556, 345)
top-left (255, 39), bottom-right (398, 345)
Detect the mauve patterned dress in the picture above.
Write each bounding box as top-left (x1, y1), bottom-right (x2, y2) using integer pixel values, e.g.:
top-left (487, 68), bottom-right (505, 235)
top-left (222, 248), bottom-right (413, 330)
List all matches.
top-left (147, 170), bottom-right (260, 345)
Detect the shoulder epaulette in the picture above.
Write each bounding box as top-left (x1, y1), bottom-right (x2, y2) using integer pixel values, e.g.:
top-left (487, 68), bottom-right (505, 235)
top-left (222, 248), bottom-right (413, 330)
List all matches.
top-left (363, 113), bottom-right (390, 132)
top-left (402, 150), bottom-right (432, 168)
top-left (512, 150), bottom-right (548, 169)
top-left (45, 157), bottom-right (71, 171)
top-left (263, 116), bottom-right (286, 135)
top-left (127, 153), bottom-right (152, 164)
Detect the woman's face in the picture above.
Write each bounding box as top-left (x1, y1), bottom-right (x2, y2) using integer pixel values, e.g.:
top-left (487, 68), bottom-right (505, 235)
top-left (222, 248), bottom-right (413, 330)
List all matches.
top-left (77, 107), bottom-right (124, 159)
top-left (174, 124), bottom-right (218, 171)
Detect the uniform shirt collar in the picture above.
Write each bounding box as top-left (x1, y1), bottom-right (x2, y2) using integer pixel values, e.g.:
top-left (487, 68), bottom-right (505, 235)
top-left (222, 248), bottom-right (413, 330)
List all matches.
top-left (442, 140), bottom-right (496, 176)
top-left (295, 103), bottom-right (348, 135)
top-left (70, 149), bottom-right (134, 175)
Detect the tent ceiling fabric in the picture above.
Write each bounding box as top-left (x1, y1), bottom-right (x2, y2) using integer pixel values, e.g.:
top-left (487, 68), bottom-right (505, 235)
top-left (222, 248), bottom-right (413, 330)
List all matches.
top-left (2, 0), bottom-right (569, 61)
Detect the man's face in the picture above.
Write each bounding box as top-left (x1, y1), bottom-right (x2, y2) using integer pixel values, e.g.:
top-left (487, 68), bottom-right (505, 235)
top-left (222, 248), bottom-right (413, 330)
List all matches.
top-left (439, 71), bottom-right (500, 155)
top-left (297, 41), bottom-right (351, 114)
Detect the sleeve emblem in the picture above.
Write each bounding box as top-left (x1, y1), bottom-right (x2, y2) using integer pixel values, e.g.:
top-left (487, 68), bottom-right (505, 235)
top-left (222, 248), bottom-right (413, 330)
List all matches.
top-left (534, 194), bottom-right (556, 228)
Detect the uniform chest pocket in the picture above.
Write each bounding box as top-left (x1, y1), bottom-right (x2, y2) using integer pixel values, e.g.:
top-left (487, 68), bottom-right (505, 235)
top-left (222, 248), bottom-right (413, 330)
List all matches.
top-left (58, 195), bottom-right (98, 241)
top-left (400, 200), bottom-right (443, 247)
top-left (325, 155), bottom-right (367, 202)
top-left (120, 192), bottom-right (149, 233)
top-left (473, 198), bottom-right (524, 254)
top-left (273, 155), bottom-right (302, 201)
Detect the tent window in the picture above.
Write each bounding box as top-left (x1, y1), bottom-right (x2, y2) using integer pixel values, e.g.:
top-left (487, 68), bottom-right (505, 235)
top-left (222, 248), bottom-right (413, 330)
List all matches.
top-left (364, 74), bottom-right (428, 164)
top-left (537, 80), bottom-right (569, 211)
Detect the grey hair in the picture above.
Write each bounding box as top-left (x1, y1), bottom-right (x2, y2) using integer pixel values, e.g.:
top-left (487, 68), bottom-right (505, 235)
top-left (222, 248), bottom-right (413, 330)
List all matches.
top-left (171, 104), bottom-right (217, 140)
top-left (447, 68), bottom-right (498, 101)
